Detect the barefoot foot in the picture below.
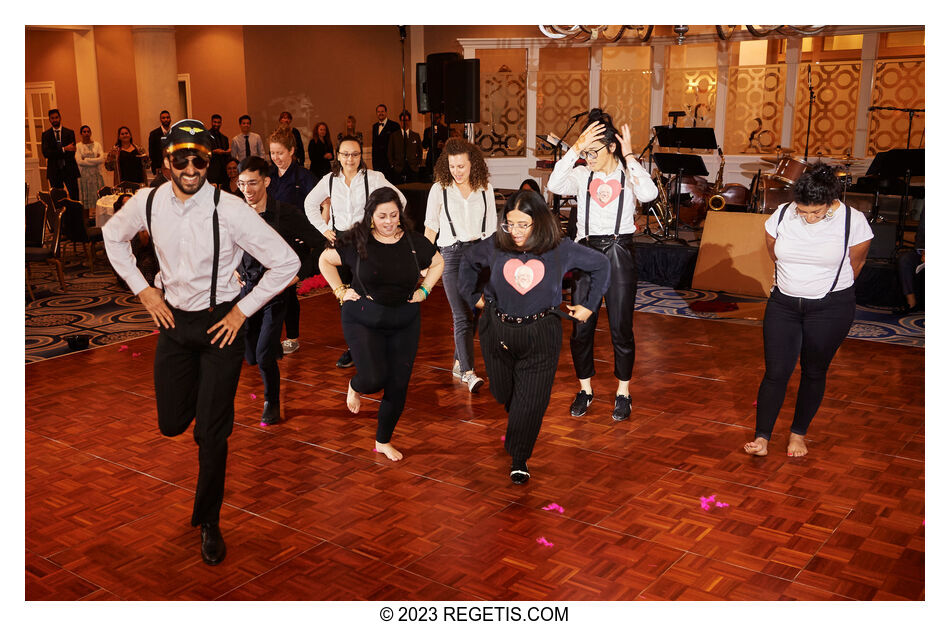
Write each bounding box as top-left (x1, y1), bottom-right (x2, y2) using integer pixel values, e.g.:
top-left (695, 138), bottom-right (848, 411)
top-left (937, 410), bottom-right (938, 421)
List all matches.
top-left (787, 433), bottom-right (808, 457)
top-left (743, 437), bottom-right (769, 456)
top-left (346, 381), bottom-right (360, 414)
top-left (374, 441), bottom-right (403, 461)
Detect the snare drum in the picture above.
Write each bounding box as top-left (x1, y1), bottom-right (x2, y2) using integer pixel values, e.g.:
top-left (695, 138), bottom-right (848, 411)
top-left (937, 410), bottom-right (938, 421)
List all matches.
top-left (772, 156), bottom-right (810, 186)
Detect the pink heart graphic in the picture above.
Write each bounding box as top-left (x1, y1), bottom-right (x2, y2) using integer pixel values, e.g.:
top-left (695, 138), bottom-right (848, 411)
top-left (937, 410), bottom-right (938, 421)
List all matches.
top-left (503, 259), bottom-right (545, 295)
top-left (588, 178), bottom-right (622, 208)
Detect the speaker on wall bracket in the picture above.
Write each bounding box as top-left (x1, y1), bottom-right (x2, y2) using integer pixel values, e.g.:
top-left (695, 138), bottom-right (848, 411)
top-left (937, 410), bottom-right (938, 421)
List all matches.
top-left (443, 58), bottom-right (480, 124)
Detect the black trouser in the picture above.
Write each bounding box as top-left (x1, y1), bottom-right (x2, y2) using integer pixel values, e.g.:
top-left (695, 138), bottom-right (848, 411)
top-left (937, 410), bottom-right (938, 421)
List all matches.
top-left (570, 235), bottom-right (638, 381)
top-left (755, 286), bottom-right (856, 440)
top-left (154, 299), bottom-right (245, 526)
top-left (341, 298), bottom-right (421, 443)
top-left (283, 287), bottom-right (300, 340)
top-left (478, 305), bottom-right (562, 464)
top-left (244, 296), bottom-right (286, 404)
top-left (50, 171), bottom-right (80, 202)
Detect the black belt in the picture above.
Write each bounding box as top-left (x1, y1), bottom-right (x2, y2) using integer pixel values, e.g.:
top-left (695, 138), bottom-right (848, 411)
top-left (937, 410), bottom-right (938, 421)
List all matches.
top-left (493, 306), bottom-right (571, 325)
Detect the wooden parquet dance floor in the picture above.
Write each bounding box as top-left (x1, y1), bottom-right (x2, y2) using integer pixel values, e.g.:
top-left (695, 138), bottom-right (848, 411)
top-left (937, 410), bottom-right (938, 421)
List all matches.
top-left (25, 288), bottom-right (924, 601)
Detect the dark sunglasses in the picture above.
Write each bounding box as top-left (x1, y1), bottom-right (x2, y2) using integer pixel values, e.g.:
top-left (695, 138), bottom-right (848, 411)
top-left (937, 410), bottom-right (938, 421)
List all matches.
top-left (169, 152), bottom-right (209, 170)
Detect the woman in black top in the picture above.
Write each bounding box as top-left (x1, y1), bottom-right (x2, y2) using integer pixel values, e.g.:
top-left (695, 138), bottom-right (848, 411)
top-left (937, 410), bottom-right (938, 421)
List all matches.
top-left (459, 191), bottom-right (610, 484)
top-left (105, 126), bottom-right (147, 186)
top-left (318, 187), bottom-right (444, 461)
top-left (308, 122), bottom-right (334, 180)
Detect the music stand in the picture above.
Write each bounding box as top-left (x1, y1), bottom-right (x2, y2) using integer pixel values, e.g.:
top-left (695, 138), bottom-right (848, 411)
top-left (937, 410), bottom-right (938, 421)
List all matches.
top-left (865, 148), bottom-right (924, 248)
top-left (653, 126), bottom-right (718, 152)
top-left (652, 152), bottom-right (709, 245)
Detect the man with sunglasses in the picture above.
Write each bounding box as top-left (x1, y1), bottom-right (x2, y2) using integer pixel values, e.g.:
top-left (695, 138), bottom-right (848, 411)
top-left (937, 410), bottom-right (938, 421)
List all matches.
top-left (103, 119), bottom-right (300, 566)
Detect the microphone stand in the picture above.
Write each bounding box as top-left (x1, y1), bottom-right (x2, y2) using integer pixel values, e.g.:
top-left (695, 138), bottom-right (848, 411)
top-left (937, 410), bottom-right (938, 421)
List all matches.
top-left (804, 64), bottom-right (815, 161)
top-left (638, 133), bottom-right (665, 241)
top-left (552, 111), bottom-right (587, 218)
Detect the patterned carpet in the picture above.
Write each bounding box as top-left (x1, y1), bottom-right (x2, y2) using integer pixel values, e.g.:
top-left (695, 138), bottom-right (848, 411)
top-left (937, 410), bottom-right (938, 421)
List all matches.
top-left (25, 257), bottom-right (924, 363)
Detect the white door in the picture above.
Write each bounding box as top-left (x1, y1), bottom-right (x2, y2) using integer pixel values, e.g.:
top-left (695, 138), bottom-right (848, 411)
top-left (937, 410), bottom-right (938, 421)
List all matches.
top-left (26, 82), bottom-right (57, 198)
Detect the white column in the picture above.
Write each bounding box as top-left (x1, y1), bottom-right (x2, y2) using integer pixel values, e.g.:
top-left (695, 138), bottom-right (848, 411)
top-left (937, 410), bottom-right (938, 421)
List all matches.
top-left (589, 45), bottom-right (602, 110)
top-left (526, 45), bottom-right (539, 159)
top-left (714, 39), bottom-right (729, 150)
top-left (131, 26), bottom-right (180, 143)
top-left (853, 33), bottom-right (880, 157)
top-left (72, 29), bottom-right (103, 146)
top-left (782, 38), bottom-right (802, 150)
top-left (649, 44), bottom-right (667, 129)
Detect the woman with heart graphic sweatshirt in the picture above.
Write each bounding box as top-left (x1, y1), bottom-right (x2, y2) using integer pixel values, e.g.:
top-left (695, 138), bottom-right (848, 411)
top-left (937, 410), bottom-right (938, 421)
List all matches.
top-left (546, 108), bottom-right (657, 423)
top-left (459, 191), bottom-right (610, 484)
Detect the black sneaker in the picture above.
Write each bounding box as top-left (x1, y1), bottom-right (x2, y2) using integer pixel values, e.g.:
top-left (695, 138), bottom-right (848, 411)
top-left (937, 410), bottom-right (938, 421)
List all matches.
top-left (570, 390), bottom-right (594, 417)
top-left (612, 394), bottom-right (632, 422)
top-left (336, 349), bottom-right (354, 368)
top-left (510, 461), bottom-right (530, 485)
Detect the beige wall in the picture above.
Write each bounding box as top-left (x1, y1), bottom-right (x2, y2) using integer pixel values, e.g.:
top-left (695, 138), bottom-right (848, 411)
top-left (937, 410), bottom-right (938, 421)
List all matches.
top-left (25, 29), bottom-right (81, 129)
top-left (94, 26), bottom-right (142, 149)
top-left (176, 26), bottom-right (247, 134)
top-left (423, 25), bottom-right (539, 57)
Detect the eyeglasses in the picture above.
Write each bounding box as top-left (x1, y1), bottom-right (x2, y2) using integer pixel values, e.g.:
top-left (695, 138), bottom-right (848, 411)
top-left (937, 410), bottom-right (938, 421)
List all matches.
top-left (169, 152), bottom-right (209, 170)
top-left (236, 178), bottom-right (264, 189)
top-left (501, 221), bottom-right (533, 233)
top-left (580, 145), bottom-right (607, 161)
top-left (338, 151), bottom-right (361, 159)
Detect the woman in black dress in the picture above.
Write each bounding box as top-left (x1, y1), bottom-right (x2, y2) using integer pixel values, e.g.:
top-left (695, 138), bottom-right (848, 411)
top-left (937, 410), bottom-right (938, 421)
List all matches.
top-left (308, 122), bottom-right (334, 180)
top-left (105, 126), bottom-right (147, 186)
top-left (318, 187), bottom-right (444, 461)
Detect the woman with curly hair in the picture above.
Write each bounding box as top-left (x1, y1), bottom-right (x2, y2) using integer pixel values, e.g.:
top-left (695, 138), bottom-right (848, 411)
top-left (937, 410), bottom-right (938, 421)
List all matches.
top-left (423, 138), bottom-right (496, 392)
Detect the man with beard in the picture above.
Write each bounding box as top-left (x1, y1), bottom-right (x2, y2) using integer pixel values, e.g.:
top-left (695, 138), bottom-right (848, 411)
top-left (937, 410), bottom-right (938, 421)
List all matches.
top-left (147, 110), bottom-right (172, 176)
top-left (207, 113), bottom-right (231, 186)
top-left (103, 119), bottom-right (299, 566)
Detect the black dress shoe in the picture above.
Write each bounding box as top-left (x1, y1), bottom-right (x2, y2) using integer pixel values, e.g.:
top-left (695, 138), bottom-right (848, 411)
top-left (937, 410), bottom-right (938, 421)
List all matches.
top-left (336, 349), bottom-right (354, 368)
top-left (510, 461), bottom-right (530, 485)
top-left (612, 394), bottom-right (632, 422)
top-left (570, 390), bottom-right (593, 417)
top-left (260, 401), bottom-right (280, 426)
top-left (200, 523), bottom-right (226, 565)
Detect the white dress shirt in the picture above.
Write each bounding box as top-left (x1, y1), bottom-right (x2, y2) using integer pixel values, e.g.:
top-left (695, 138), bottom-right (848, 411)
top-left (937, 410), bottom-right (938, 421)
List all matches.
top-left (230, 132), bottom-right (266, 161)
top-left (547, 148), bottom-right (657, 240)
top-left (103, 181), bottom-right (300, 317)
top-left (424, 182), bottom-right (497, 248)
top-left (304, 168), bottom-right (406, 234)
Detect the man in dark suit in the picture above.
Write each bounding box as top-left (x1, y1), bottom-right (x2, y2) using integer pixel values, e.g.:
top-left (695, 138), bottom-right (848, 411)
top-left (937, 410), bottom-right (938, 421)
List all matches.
top-left (147, 110), bottom-right (172, 175)
top-left (387, 110), bottom-right (423, 184)
top-left (371, 104), bottom-right (400, 182)
top-left (207, 113), bottom-right (230, 186)
top-left (422, 112), bottom-right (450, 180)
top-left (41, 109), bottom-right (80, 200)
top-left (278, 111), bottom-right (305, 166)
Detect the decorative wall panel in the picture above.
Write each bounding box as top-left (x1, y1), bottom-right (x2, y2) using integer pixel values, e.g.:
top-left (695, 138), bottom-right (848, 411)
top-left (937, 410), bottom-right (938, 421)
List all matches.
top-left (599, 69), bottom-right (653, 152)
top-left (663, 67), bottom-right (717, 131)
top-left (724, 65), bottom-right (786, 154)
top-left (535, 70), bottom-right (589, 155)
top-left (792, 62), bottom-right (861, 157)
top-left (473, 71), bottom-right (527, 157)
top-left (867, 59), bottom-right (925, 155)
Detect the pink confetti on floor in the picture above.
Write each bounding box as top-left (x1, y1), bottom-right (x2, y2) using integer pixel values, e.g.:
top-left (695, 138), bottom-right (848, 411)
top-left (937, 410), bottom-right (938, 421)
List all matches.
top-left (536, 536), bottom-right (554, 547)
top-left (249, 393), bottom-right (257, 400)
top-left (500, 436), bottom-right (505, 441)
top-left (700, 494), bottom-right (730, 510)
top-left (542, 503), bottom-right (565, 514)
top-left (753, 400), bottom-right (757, 406)
top-left (152, 330), bottom-right (159, 334)
top-left (118, 345), bottom-right (129, 352)
top-left (131, 352), bottom-right (142, 358)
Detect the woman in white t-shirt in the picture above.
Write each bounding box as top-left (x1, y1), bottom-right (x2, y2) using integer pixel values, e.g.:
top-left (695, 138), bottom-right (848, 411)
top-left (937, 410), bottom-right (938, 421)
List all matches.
top-left (423, 138), bottom-right (496, 393)
top-left (744, 165), bottom-right (872, 458)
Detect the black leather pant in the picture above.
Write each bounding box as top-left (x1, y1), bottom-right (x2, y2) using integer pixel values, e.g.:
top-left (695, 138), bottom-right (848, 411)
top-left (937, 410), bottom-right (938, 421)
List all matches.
top-left (570, 235), bottom-right (638, 381)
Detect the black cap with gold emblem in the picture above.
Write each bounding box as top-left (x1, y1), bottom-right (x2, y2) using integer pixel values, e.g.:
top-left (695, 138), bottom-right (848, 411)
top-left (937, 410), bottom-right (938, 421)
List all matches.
top-left (163, 119), bottom-right (214, 157)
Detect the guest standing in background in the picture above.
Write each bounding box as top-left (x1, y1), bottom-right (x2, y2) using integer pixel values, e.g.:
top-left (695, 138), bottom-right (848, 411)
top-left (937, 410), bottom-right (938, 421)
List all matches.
top-left (231, 115), bottom-right (265, 161)
top-left (76, 125), bottom-right (106, 215)
top-left (371, 104), bottom-right (400, 183)
top-left (147, 110), bottom-right (172, 176)
top-left (41, 108), bottom-right (80, 200)
top-left (387, 110), bottom-right (422, 185)
top-left (277, 111), bottom-right (306, 166)
top-left (308, 122), bottom-right (334, 181)
top-left (222, 158), bottom-right (242, 197)
top-left (422, 112), bottom-right (449, 181)
top-left (105, 126), bottom-right (147, 186)
top-left (338, 115), bottom-right (363, 145)
top-left (207, 113), bottom-right (231, 186)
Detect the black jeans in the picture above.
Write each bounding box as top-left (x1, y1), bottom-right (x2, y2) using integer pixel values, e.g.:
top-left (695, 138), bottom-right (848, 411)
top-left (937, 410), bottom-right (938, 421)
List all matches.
top-left (755, 286), bottom-right (856, 440)
top-left (479, 305), bottom-right (562, 464)
top-left (244, 297), bottom-right (286, 404)
top-left (283, 288), bottom-right (300, 340)
top-left (570, 235), bottom-right (638, 381)
top-left (154, 299), bottom-right (245, 526)
top-left (341, 298), bottom-right (421, 443)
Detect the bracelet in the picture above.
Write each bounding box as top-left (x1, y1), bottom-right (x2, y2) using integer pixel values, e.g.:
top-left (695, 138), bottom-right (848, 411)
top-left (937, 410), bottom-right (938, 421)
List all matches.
top-left (333, 283), bottom-right (349, 305)
top-left (419, 284), bottom-right (430, 299)
top-left (623, 153), bottom-right (635, 159)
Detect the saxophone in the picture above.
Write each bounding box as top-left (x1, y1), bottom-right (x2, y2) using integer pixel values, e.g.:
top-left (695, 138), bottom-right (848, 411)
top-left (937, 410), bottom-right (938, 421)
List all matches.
top-left (707, 147), bottom-right (726, 211)
top-left (651, 167), bottom-right (673, 228)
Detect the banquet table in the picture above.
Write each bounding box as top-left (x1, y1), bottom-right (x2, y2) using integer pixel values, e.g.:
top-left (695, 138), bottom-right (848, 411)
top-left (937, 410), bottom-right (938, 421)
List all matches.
top-left (96, 194), bottom-right (120, 227)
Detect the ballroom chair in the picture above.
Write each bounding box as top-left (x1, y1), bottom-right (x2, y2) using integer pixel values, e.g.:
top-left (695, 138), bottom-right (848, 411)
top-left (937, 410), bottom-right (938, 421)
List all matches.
top-left (115, 180), bottom-right (142, 194)
top-left (26, 203), bottom-right (67, 299)
top-left (97, 185), bottom-right (114, 198)
top-left (59, 198), bottom-right (104, 270)
top-left (50, 186), bottom-right (69, 206)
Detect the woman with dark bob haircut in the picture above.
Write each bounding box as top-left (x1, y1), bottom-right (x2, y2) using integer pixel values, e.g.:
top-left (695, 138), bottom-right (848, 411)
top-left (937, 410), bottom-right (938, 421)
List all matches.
top-left (318, 187), bottom-right (444, 462)
top-left (459, 191), bottom-right (610, 484)
top-left (744, 164), bottom-right (872, 458)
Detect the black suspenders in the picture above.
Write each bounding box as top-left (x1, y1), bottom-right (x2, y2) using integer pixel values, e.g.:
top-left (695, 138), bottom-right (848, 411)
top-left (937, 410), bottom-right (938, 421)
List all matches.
top-left (441, 187), bottom-right (488, 241)
top-left (774, 202), bottom-right (852, 298)
top-left (328, 171), bottom-right (371, 233)
top-left (146, 185), bottom-right (223, 311)
top-left (583, 170), bottom-right (625, 239)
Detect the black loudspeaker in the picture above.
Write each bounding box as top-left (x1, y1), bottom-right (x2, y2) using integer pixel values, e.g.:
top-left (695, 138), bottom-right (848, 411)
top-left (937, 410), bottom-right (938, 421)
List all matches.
top-left (425, 52), bottom-right (462, 115)
top-left (444, 58), bottom-right (480, 124)
top-left (416, 63), bottom-right (430, 114)
top-left (868, 221), bottom-right (898, 259)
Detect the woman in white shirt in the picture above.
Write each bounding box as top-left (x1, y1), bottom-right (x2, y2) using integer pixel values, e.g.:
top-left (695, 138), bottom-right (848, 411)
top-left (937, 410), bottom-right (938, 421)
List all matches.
top-left (423, 138), bottom-right (496, 393)
top-left (744, 165), bottom-right (872, 458)
top-left (547, 108), bottom-right (657, 422)
top-left (304, 135), bottom-right (406, 368)
top-left (76, 125), bottom-right (105, 214)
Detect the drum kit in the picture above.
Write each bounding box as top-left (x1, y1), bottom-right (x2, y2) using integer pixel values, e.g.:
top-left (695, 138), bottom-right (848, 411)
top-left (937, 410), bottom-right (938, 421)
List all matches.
top-left (750, 148), bottom-right (859, 212)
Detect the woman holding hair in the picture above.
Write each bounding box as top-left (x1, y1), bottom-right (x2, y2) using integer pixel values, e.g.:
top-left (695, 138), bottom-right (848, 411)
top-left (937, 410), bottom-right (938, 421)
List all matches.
top-left (76, 125), bottom-right (106, 214)
top-left (423, 138), bottom-right (497, 392)
top-left (305, 135), bottom-right (406, 368)
top-left (546, 108), bottom-right (657, 422)
top-left (459, 191), bottom-right (610, 483)
top-left (105, 126), bottom-right (147, 186)
top-left (318, 187), bottom-right (444, 462)
top-left (744, 165), bottom-right (872, 457)
top-left (308, 122), bottom-right (334, 180)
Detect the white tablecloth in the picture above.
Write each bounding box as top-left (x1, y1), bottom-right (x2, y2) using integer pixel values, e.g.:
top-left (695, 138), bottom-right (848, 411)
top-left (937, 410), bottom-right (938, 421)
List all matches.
top-left (96, 194), bottom-right (120, 227)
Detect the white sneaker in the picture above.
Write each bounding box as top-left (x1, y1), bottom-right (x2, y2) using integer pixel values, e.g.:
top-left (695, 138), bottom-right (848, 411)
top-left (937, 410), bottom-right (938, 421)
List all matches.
top-left (281, 339), bottom-right (299, 354)
top-left (460, 371), bottom-right (484, 393)
top-left (452, 362), bottom-right (461, 380)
